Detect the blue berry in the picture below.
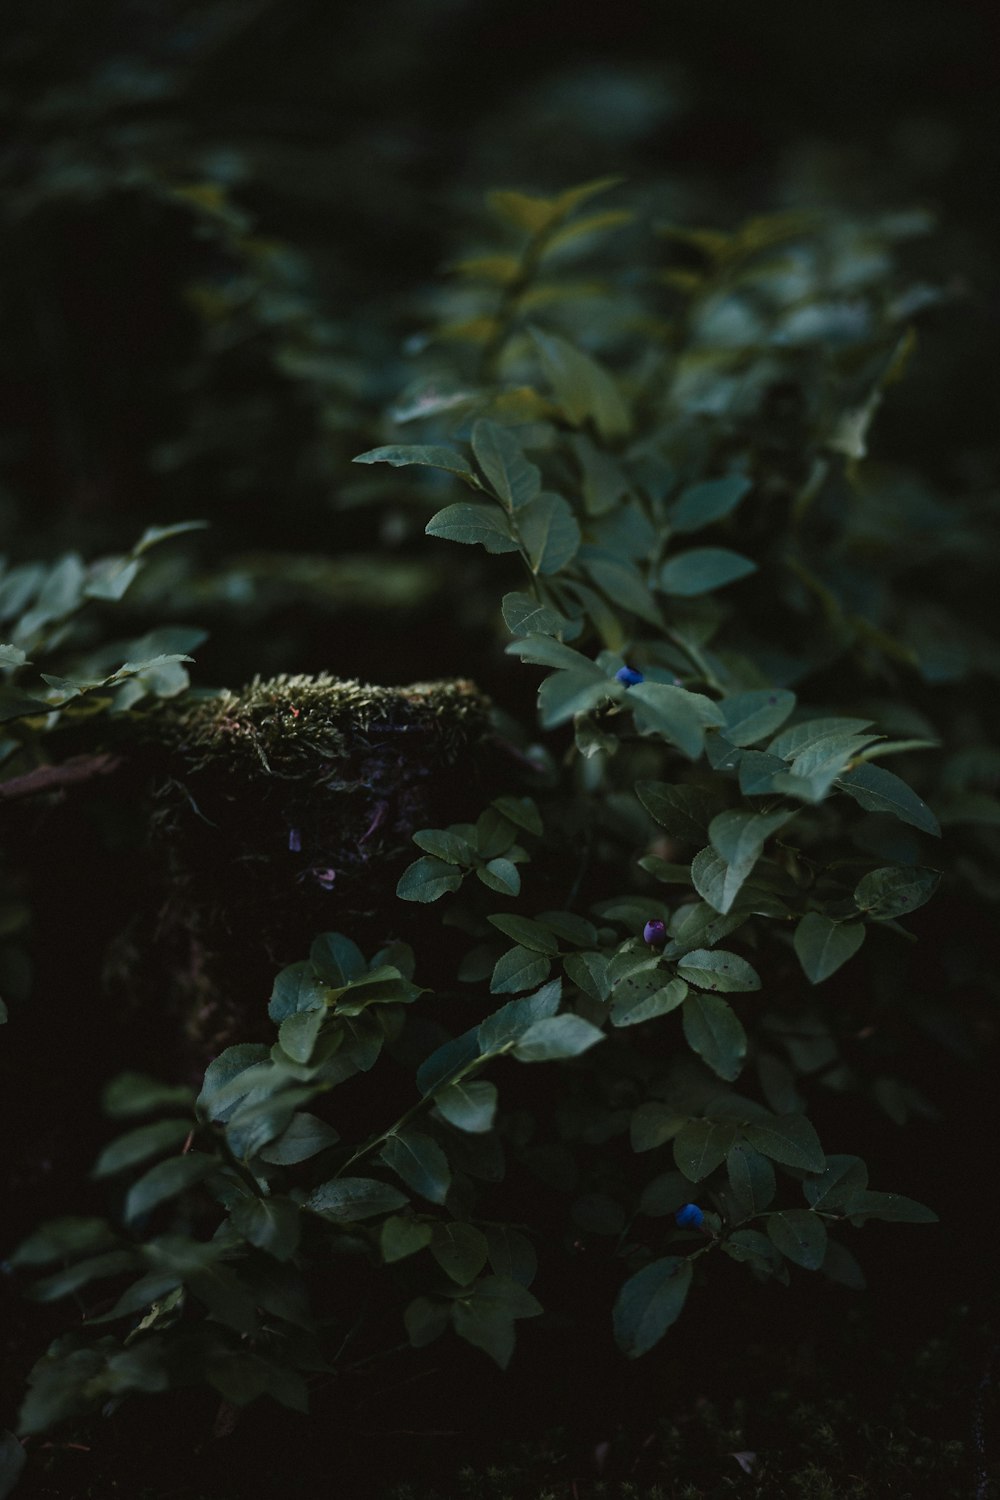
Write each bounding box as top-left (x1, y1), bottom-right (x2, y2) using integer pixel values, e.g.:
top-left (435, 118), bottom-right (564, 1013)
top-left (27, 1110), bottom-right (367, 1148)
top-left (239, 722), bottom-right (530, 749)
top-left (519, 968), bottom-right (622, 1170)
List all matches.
top-left (643, 918), bottom-right (667, 946)
top-left (675, 1203), bottom-right (704, 1229)
top-left (615, 665), bottom-right (644, 687)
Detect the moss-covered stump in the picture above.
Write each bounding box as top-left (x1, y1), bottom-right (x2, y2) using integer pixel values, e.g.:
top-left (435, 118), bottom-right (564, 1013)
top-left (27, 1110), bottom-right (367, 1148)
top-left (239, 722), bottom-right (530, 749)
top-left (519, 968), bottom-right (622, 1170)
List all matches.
top-left (127, 673), bottom-right (501, 1057)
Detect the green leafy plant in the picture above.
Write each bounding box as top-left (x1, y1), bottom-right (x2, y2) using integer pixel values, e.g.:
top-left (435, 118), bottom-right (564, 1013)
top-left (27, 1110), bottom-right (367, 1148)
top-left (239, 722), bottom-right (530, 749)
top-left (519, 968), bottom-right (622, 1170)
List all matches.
top-left (8, 177), bottom-right (998, 1460)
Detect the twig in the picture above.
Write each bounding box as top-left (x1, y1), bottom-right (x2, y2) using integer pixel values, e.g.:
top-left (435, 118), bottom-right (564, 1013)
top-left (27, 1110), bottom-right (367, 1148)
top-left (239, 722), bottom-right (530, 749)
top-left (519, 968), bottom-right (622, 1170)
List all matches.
top-left (0, 752), bottom-right (123, 803)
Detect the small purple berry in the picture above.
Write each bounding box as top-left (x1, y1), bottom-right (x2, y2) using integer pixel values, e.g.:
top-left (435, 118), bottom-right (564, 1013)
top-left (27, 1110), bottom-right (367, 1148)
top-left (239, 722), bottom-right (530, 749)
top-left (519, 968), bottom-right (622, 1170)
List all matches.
top-left (675, 1203), bottom-right (704, 1229)
top-left (643, 918), bottom-right (667, 946)
top-left (615, 666), bottom-right (644, 687)
top-left (288, 827), bottom-right (302, 853)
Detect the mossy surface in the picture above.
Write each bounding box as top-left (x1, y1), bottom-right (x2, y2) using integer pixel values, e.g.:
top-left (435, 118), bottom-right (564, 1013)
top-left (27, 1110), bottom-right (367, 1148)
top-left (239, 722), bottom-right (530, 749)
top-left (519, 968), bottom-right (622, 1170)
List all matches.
top-left (136, 674), bottom-right (499, 1054)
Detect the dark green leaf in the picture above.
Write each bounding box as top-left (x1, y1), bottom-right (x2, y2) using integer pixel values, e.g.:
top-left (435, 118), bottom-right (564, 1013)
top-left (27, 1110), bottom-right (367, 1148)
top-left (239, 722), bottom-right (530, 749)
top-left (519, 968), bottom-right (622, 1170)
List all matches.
top-left (485, 1226), bottom-right (538, 1286)
top-left (101, 1073), bottom-right (194, 1120)
top-left (613, 1257), bottom-right (693, 1357)
top-left (353, 443), bottom-right (478, 485)
top-left (425, 503), bottom-right (519, 554)
top-left (430, 1222), bottom-right (489, 1284)
top-left (434, 1080), bottom-right (498, 1134)
top-left (512, 1014), bottom-right (604, 1062)
top-left (0, 1429), bottom-right (27, 1499)
top-left (30, 1249), bottom-right (139, 1303)
top-left (381, 1215), bottom-right (432, 1263)
top-left (478, 980), bottom-right (562, 1052)
top-left (267, 963), bottom-right (329, 1024)
top-left (629, 683), bottom-right (725, 759)
top-left (767, 1210), bottom-right (828, 1270)
top-left (92, 1119), bottom-right (192, 1179)
top-left (487, 914), bottom-right (560, 955)
top-left (471, 420), bottom-right (541, 510)
top-left (660, 547), bottom-right (756, 597)
top-left (611, 973), bottom-right (687, 1027)
top-left (476, 857), bottom-right (521, 896)
top-left (502, 591), bottom-right (566, 638)
top-left (416, 1027), bottom-right (481, 1096)
top-left (719, 689), bottom-right (796, 747)
top-left (706, 808), bottom-right (796, 913)
top-left (673, 1119), bottom-right (738, 1181)
top-left (490, 946), bottom-right (552, 995)
top-left (853, 866), bottom-right (940, 920)
top-left (682, 993), bottom-right (747, 1081)
top-left (742, 1114), bottom-right (825, 1173)
top-left (844, 1191), bottom-right (938, 1224)
top-left (229, 1195), bottom-right (301, 1261)
top-left (258, 1113), bottom-right (339, 1165)
top-left (380, 1131), bottom-right (451, 1204)
top-left (635, 781), bottom-right (717, 842)
top-left (677, 948), bottom-right (761, 993)
top-left (803, 1155), bottom-right (868, 1211)
top-left (124, 1154), bottom-right (214, 1225)
top-left (726, 1143), bottom-right (776, 1215)
top-left (305, 1176), bottom-right (408, 1222)
top-left (396, 855), bottom-right (464, 903)
top-left (836, 763), bottom-right (940, 836)
top-left (520, 492), bottom-right (581, 575)
top-left (793, 913), bottom-right (866, 984)
top-left (530, 327), bottom-right (631, 439)
top-left (670, 474), bottom-right (752, 533)
top-left (630, 1102), bottom-right (687, 1153)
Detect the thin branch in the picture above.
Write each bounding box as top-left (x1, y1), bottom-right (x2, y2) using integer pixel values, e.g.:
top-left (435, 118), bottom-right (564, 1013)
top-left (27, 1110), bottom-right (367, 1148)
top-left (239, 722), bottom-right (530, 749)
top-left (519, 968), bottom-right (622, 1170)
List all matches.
top-left (0, 752), bottom-right (123, 804)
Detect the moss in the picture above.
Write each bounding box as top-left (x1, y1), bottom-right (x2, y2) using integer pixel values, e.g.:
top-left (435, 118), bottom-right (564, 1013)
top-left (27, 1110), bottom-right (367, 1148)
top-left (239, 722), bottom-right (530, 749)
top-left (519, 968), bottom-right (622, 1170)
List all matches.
top-left (127, 673), bottom-right (500, 1056)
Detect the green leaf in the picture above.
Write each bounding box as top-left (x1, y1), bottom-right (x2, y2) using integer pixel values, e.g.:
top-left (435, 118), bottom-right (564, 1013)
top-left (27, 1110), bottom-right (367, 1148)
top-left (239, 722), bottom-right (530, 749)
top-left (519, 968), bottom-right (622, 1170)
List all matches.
top-left (452, 1277), bottom-right (542, 1370)
top-left (0, 644), bottom-right (28, 668)
top-left (628, 683), bottom-right (725, 760)
top-left (767, 1210), bottom-right (828, 1270)
top-left (768, 716), bottom-right (875, 760)
top-left (476, 857), bottom-right (521, 897)
top-left (490, 945), bottom-right (552, 995)
top-left (506, 632), bottom-right (603, 674)
top-left (853, 866), bottom-right (940, 920)
top-left (0, 1428), bottom-right (27, 1498)
top-left (353, 443), bottom-right (478, 486)
top-left (537, 669), bottom-right (615, 728)
top-left (721, 1228), bottom-right (786, 1279)
top-left (425, 503), bottom-right (519, 554)
top-left (564, 950), bottom-right (612, 1003)
top-left (258, 1112), bottom-right (339, 1165)
top-left (485, 1226), bottom-right (538, 1287)
top-left (267, 962), bottom-right (330, 1024)
top-left (738, 750), bottom-right (788, 796)
top-left (673, 1119), bottom-right (738, 1181)
top-left (471, 420), bottom-right (541, 510)
top-left (836, 763), bottom-right (940, 836)
top-left (10, 1217), bottom-right (117, 1268)
top-left (843, 1191), bottom-right (938, 1224)
top-left (478, 980), bottom-right (562, 1051)
top-left (630, 1102), bottom-right (687, 1153)
top-left (793, 913), bottom-right (866, 984)
top-left (381, 1215), bottom-right (433, 1263)
top-left (278, 1007), bottom-right (325, 1064)
top-left (611, 974), bottom-right (688, 1027)
top-left (396, 855), bottom-right (464, 903)
top-left (306, 1176), bottom-right (408, 1223)
top-left (487, 914), bottom-right (560, 955)
top-left (229, 1195), bottom-right (301, 1261)
top-left (310, 932), bottom-right (367, 987)
top-left (719, 690), bottom-right (796, 747)
top-left (682, 993), bottom-right (747, 1081)
top-left (124, 1154), bottom-right (214, 1225)
top-left (411, 828), bottom-right (476, 865)
top-left (434, 1080), bottom-right (498, 1134)
top-left (101, 1073), bottom-right (194, 1119)
top-left (29, 1249), bottom-right (139, 1303)
top-left (706, 808), bottom-right (795, 913)
top-left (91, 1119), bottom-right (192, 1179)
top-left (726, 1143), bottom-right (776, 1215)
top-left (0, 689), bottom-right (49, 723)
top-left (430, 1222), bottom-right (489, 1284)
top-left (530, 326), bottom-right (631, 439)
top-left (803, 1155), bottom-right (869, 1212)
top-left (742, 1114), bottom-right (825, 1173)
top-left (502, 591), bottom-right (567, 638)
top-left (380, 1131), bottom-right (451, 1204)
top-left (416, 1027), bottom-right (481, 1096)
top-left (660, 547), bottom-right (756, 597)
top-left (492, 796), bottom-right (542, 838)
top-left (512, 1014), bottom-right (604, 1062)
top-left (613, 1257), bottom-right (693, 1357)
top-left (635, 781), bottom-right (717, 842)
top-left (677, 948), bottom-right (761, 993)
top-left (519, 492), bottom-right (581, 575)
top-left (670, 474), bottom-right (752, 533)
